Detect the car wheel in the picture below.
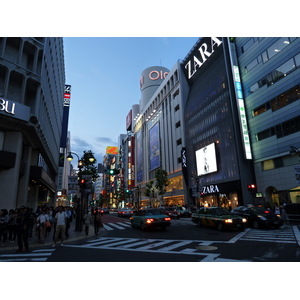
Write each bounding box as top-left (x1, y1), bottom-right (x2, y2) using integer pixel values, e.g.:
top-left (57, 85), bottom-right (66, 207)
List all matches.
top-left (252, 220), bottom-right (259, 229)
top-left (217, 222), bottom-right (223, 231)
top-left (274, 224), bottom-right (280, 229)
top-left (141, 223), bottom-right (147, 231)
top-left (197, 220), bottom-right (202, 228)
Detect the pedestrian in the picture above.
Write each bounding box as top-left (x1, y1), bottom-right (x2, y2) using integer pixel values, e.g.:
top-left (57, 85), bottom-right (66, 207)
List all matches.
top-left (83, 210), bottom-right (92, 236)
top-left (52, 206), bottom-right (67, 247)
top-left (0, 209), bottom-right (9, 247)
top-left (274, 203), bottom-right (280, 215)
top-left (65, 206), bottom-right (72, 237)
top-left (36, 209), bottom-right (49, 244)
top-left (8, 209), bottom-right (17, 243)
top-left (16, 206), bottom-right (30, 252)
top-left (28, 208), bottom-right (36, 239)
top-left (93, 210), bottom-right (103, 235)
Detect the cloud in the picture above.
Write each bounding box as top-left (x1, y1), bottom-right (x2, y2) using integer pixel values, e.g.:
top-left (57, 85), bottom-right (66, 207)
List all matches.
top-left (95, 137), bottom-right (117, 145)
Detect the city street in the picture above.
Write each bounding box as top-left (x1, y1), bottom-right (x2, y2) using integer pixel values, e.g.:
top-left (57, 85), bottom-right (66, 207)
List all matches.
top-left (0, 213), bottom-right (300, 262)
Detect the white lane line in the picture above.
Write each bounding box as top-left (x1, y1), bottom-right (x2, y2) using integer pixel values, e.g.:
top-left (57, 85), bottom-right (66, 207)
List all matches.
top-left (159, 240), bottom-right (192, 251)
top-left (292, 225), bottom-right (300, 246)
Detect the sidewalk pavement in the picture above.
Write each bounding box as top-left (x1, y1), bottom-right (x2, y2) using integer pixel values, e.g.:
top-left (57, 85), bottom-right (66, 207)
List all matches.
top-left (0, 220), bottom-right (100, 252)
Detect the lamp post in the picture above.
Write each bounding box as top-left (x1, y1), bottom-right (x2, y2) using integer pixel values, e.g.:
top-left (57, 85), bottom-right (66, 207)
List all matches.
top-left (290, 146), bottom-right (300, 159)
top-left (191, 174), bottom-right (203, 212)
top-left (67, 151), bottom-right (95, 232)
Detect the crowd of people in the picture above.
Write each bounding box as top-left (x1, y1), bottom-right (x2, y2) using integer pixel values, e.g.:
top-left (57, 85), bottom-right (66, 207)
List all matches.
top-left (0, 205), bottom-right (103, 251)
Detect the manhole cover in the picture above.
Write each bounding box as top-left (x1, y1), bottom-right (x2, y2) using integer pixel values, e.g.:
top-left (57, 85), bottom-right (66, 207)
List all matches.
top-left (195, 245), bottom-right (218, 251)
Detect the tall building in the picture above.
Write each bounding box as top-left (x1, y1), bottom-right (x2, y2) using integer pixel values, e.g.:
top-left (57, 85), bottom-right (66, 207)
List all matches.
top-left (235, 37), bottom-right (300, 206)
top-left (182, 37), bottom-right (255, 209)
top-left (0, 37), bottom-right (66, 209)
top-left (133, 64), bottom-right (188, 207)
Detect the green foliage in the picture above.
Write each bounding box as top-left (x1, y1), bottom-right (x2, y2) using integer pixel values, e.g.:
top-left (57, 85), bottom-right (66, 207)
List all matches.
top-left (80, 150), bottom-right (99, 182)
top-left (155, 168), bottom-right (169, 195)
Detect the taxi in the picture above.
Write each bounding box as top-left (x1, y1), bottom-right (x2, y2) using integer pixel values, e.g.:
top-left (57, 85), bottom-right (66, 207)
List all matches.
top-left (191, 207), bottom-right (247, 231)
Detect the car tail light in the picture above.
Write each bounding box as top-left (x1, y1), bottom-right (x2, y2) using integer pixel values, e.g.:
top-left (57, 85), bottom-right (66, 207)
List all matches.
top-left (264, 211), bottom-right (269, 214)
top-left (146, 218), bottom-right (154, 223)
top-left (164, 217), bottom-right (171, 221)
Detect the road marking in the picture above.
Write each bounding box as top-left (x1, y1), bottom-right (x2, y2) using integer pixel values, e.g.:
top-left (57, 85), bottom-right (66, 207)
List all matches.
top-left (0, 249), bottom-right (54, 262)
top-left (292, 225), bottom-right (300, 246)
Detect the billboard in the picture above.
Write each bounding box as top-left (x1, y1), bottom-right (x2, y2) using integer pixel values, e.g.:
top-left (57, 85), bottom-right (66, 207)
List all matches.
top-left (196, 143), bottom-right (217, 176)
top-left (60, 84), bottom-right (71, 148)
top-left (106, 146), bottom-right (118, 155)
top-left (149, 122), bottom-right (160, 171)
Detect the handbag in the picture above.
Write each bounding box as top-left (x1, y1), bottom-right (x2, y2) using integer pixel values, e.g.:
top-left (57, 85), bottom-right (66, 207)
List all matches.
top-left (44, 221), bottom-right (51, 228)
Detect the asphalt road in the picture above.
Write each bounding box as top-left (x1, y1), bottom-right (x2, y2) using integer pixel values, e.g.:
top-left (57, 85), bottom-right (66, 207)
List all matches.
top-left (1, 213), bottom-right (300, 262)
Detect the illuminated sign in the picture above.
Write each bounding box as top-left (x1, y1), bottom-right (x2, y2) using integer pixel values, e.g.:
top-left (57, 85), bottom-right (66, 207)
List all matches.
top-left (233, 65), bottom-right (252, 160)
top-left (106, 146), bottom-right (118, 155)
top-left (196, 143), bottom-right (217, 176)
top-left (63, 85), bottom-right (71, 106)
top-left (185, 37), bottom-right (222, 79)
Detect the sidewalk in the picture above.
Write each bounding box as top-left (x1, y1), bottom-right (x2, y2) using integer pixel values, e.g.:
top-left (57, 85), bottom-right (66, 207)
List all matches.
top-left (0, 220), bottom-right (99, 252)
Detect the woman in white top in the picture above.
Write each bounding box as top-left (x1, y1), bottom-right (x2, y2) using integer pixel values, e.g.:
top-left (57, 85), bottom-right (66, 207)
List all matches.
top-left (36, 210), bottom-right (49, 244)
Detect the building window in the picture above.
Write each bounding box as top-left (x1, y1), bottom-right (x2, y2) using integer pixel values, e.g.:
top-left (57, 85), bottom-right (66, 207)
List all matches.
top-left (175, 104), bottom-right (180, 112)
top-left (176, 138), bottom-right (182, 145)
top-left (175, 121), bottom-right (181, 128)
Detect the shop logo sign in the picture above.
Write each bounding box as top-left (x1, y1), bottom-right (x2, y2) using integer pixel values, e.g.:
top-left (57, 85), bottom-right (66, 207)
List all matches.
top-left (185, 37), bottom-right (222, 79)
top-left (0, 98), bottom-right (15, 115)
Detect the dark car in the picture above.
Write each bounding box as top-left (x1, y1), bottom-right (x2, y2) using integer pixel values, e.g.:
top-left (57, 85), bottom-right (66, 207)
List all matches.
top-left (174, 207), bottom-right (192, 218)
top-left (118, 208), bottom-right (135, 218)
top-left (130, 209), bottom-right (171, 231)
top-left (97, 207), bottom-right (109, 215)
top-left (163, 208), bottom-right (180, 219)
top-left (232, 206), bottom-right (282, 229)
top-left (191, 207), bottom-right (247, 231)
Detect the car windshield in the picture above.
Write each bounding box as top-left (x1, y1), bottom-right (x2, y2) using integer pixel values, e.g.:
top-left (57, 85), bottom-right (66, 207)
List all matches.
top-left (145, 209), bottom-right (163, 215)
top-left (211, 207), bottom-right (231, 215)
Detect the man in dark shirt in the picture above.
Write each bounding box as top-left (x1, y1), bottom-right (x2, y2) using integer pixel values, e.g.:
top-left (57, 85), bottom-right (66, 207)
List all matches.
top-left (16, 206), bottom-right (30, 252)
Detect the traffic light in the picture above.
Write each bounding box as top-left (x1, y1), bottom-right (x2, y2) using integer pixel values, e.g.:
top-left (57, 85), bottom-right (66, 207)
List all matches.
top-left (109, 169), bottom-right (120, 175)
top-left (247, 184), bottom-right (256, 193)
top-left (79, 178), bottom-right (86, 188)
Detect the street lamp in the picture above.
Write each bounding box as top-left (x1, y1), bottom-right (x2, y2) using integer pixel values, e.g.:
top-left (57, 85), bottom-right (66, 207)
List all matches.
top-left (290, 146), bottom-right (300, 156)
top-left (67, 151), bottom-right (95, 232)
top-left (191, 174), bottom-right (203, 211)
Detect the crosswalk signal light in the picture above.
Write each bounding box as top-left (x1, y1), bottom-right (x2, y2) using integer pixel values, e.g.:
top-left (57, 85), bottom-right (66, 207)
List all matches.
top-left (109, 169), bottom-right (120, 175)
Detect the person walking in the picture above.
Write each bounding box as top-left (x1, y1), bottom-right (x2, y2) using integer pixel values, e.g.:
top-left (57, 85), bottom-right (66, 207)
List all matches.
top-left (93, 210), bottom-right (103, 235)
top-left (36, 209), bottom-right (49, 244)
top-left (16, 206), bottom-right (30, 252)
top-left (83, 210), bottom-right (92, 236)
top-left (8, 209), bottom-right (17, 243)
top-left (0, 209), bottom-right (9, 247)
top-left (65, 206), bottom-right (72, 237)
top-left (52, 206), bottom-right (67, 247)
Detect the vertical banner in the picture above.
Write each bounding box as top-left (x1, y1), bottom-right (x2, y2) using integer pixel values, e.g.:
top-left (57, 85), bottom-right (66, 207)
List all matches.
top-left (136, 130), bottom-right (143, 182)
top-left (60, 84), bottom-right (71, 148)
top-left (149, 122), bottom-right (160, 171)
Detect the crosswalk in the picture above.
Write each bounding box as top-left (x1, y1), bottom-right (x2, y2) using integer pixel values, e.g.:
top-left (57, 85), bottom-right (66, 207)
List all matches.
top-left (0, 248), bottom-right (55, 262)
top-left (102, 219), bottom-right (191, 231)
top-left (239, 225), bottom-right (297, 244)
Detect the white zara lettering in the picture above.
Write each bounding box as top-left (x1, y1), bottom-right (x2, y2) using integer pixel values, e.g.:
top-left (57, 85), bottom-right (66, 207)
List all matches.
top-left (0, 98), bottom-right (15, 115)
top-left (202, 185), bottom-right (220, 194)
top-left (149, 70), bottom-right (168, 81)
top-left (185, 37), bottom-right (222, 79)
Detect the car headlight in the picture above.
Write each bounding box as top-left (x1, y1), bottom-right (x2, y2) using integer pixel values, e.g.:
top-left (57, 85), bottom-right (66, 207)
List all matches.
top-left (258, 215), bottom-right (267, 220)
top-left (242, 218), bottom-right (247, 223)
top-left (224, 219), bottom-right (233, 223)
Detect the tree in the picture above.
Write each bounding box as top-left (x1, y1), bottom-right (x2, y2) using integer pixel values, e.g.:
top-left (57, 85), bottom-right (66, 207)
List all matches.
top-left (80, 150), bottom-right (99, 182)
top-left (144, 180), bottom-right (156, 207)
top-left (155, 168), bottom-right (169, 206)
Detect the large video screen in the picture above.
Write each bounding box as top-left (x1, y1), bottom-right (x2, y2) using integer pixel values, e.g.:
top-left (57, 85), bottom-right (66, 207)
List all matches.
top-left (196, 143), bottom-right (217, 176)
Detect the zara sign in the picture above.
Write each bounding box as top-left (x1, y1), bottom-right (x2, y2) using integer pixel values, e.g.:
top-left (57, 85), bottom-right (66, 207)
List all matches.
top-left (184, 37), bottom-right (222, 79)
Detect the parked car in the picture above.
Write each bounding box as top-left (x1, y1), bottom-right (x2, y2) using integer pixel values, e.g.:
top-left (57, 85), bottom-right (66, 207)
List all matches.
top-left (130, 209), bottom-right (171, 231)
top-left (118, 208), bottom-right (135, 218)
top-left (191, 207), bottom-right (247, 231)
top-left (174, 207), bottom-right (192, 218)
top-left (231, 206), bottom-right (282, 229)
top-left (97, 207), bottom-right (109, 215)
